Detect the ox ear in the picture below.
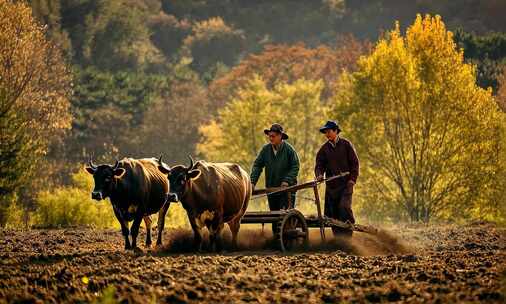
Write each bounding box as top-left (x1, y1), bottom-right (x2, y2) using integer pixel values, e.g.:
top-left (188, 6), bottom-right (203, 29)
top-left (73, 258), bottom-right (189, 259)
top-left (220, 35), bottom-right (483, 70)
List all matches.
top-left (187, 169), bottom-right (201, 180)
top-left (113, 168), bottom-right (126, 179)
top-left (85, 167), bottom-right (96, 175)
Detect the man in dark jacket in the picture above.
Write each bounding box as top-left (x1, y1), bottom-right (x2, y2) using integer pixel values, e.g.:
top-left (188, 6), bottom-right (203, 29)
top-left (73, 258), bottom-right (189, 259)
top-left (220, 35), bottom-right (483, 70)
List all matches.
top-left (251, 123), bottom-right (300, 214)
top-left (315, 120), bottom-right (359, 237)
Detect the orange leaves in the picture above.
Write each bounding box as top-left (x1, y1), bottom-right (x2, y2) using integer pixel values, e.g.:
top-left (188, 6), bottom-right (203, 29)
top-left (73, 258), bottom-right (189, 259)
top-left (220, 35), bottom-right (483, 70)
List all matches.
top-left (209, 37), bottom-right (370, 110)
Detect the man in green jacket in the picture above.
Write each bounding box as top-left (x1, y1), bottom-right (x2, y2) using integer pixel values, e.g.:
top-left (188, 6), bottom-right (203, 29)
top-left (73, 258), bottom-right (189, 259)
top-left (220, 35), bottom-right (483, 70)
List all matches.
top-left (250, 123), bottom-right (300, 214)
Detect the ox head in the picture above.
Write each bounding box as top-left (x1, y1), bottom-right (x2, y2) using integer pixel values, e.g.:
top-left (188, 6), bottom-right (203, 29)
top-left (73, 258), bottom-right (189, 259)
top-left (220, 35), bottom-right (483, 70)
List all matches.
top-left (85, 157), bottom-right (126, 201)
top-left (157, 155), bottom-right (201, 202)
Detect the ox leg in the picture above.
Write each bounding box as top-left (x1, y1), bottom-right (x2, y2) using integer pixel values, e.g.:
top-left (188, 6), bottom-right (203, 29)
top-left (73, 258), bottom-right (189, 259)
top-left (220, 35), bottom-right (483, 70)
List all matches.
top-left (130, 215), bottom-right (143, 250)
top-left (209, 222), bottom-right (225, 252)
top-left (228, 218), bottom-right (241, 250)
top-left (156, 202), bottom-right (171, 246)
top-left (113, 207), bottom-right (131, 250)
top-left (189, 218), bottom-right (203, 252)
top-left (143, 216), bottom-right (152, 248)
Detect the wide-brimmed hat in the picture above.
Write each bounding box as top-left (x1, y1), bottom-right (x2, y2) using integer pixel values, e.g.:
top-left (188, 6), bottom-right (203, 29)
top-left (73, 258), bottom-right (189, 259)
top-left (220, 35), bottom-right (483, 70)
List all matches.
top-left (319, 120), bottom-right (341, 133)
top-left (264, 123), bottom-right (289, 139)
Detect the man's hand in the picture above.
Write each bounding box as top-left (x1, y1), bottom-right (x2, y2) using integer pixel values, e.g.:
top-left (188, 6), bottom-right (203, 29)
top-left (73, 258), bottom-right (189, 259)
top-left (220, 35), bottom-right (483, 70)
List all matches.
top-left (281, 181), bottom-right (289, 187)
top-left (346, 180), bottom-right (355, 194)
top-left (316, 174), bottom-right (324, 182)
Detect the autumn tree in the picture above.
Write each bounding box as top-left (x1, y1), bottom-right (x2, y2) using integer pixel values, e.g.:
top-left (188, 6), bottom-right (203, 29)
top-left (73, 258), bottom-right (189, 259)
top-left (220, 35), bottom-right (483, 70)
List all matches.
top-left (336, 15), bottom-right (503, 223)
top-left (0, 0), bottom-right (71, 225)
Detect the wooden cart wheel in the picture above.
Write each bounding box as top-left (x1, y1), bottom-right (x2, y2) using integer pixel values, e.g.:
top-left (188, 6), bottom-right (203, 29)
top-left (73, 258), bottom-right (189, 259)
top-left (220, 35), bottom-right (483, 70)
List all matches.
top-left (279, 210), bottom-right (308, 252)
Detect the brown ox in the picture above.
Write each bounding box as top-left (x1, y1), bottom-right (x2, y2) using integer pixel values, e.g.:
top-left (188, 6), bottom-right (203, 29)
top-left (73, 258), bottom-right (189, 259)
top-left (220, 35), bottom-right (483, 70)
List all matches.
top-left (157, 156), bottom-right (251, 251)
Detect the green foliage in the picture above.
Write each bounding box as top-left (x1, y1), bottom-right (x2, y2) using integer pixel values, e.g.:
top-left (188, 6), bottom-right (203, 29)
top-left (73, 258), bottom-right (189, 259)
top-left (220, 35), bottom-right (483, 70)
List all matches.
top-left (183, 17), bottom-right (245, 76)
top-left (33, 169), bottom-right (118, 228)
top-left (85, 1), bottom-right (163, 71)
top-left (454, 30), bottom-right (506, 61)
top-left (336, 15), bottom-right (504, 223)
top-left (68, 66), bottom-right (167, 160)
top-left (454, 29), bottom-right (506, 91)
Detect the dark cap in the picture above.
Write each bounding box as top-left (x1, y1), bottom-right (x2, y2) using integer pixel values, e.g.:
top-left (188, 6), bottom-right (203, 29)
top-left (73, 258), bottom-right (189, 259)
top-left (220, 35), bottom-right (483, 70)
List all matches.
top-left (319, 120), bottom-right (341, 133)
top-left (264, 123), bottom-right (289, 139)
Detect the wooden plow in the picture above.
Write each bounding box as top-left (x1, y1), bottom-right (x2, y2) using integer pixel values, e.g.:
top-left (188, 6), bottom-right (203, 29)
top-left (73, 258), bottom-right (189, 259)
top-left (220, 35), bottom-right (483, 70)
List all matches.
top-left (241, 173), bottom-right (378, 252)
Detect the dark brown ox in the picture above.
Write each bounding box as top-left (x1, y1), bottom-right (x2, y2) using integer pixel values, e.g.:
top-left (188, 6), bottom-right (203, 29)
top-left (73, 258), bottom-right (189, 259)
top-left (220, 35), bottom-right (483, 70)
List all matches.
top-left (157, 156), bottom-right (251, 251)
top-left (85, 157), bottom-right (175, 250)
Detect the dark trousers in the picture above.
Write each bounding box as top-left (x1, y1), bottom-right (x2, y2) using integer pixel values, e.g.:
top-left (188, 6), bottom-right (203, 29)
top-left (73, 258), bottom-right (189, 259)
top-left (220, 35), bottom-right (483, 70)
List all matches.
top-left (324, 187), bottom-right (355, 237)
top-left (268, 192), bottom-right (296, 235)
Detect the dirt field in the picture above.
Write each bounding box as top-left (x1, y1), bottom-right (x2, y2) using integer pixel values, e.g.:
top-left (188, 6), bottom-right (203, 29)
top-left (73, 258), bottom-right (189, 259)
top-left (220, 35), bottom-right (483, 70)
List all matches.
top-left (0, 223), bottom-right (504, 303)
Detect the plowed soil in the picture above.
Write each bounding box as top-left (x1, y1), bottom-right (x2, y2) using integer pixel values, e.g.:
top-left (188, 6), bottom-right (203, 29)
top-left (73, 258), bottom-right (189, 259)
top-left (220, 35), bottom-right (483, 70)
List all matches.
top-left (0, 223), bottom-right (504, 303)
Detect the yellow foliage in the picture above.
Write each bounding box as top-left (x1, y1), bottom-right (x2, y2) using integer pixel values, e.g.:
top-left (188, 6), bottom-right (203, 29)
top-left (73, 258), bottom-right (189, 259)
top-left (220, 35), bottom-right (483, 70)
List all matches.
top-left (192, 17), bottom-right (236, 37)
top-left (338, 14), bottom-right (504, 222)
top-left (162, 203), bottom-right (191, 229)
top-left (1, 196), bottom-right (26, 229)
top-left (33, 169), bottom-right (118, 228)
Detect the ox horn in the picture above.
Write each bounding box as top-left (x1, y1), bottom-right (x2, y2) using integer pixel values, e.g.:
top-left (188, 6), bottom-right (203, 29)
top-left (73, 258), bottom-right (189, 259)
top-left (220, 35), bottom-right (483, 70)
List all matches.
top-left (88, 156), bottom-right (97, 170)
top-left (158, 154), bottom-right (171, 173)
top-left (187, 155), bottom-right (195, 169)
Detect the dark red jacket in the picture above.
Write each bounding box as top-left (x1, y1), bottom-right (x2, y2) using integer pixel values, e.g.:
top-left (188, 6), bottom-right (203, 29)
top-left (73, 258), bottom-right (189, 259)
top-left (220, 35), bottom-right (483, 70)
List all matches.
top-left (314, 137), bottom-right (359, 189)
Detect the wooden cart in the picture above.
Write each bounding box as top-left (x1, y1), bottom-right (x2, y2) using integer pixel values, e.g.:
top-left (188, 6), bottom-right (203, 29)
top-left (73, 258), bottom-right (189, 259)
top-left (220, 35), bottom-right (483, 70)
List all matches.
top-left (241, 173), bottom-right (377, 252)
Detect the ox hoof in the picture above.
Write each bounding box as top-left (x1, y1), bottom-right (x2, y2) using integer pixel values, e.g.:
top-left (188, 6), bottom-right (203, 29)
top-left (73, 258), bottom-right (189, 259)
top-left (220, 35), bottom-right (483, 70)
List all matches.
top-left (133, 246), bottom-right (143, 254)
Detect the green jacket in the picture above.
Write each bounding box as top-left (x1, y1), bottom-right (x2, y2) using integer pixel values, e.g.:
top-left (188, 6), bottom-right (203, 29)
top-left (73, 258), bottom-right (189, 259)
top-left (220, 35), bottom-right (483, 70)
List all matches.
top-left (250, 141), bottom-right (300, 188)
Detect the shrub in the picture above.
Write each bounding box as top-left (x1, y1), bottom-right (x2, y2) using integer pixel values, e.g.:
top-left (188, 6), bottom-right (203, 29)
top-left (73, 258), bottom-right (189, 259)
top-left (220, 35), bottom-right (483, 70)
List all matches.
top-left (33, 169), bottom-right (117, 228)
